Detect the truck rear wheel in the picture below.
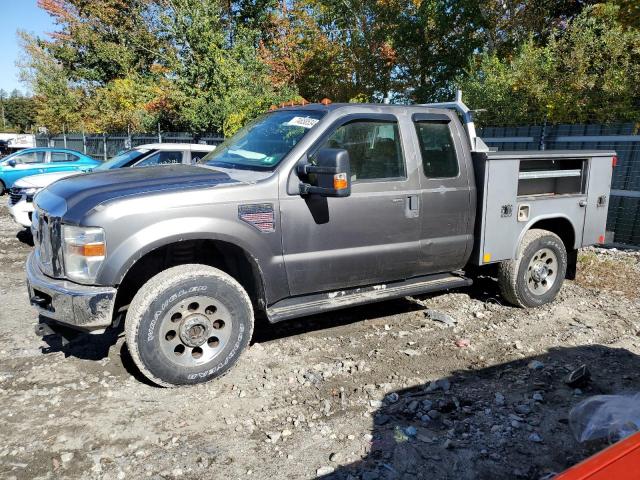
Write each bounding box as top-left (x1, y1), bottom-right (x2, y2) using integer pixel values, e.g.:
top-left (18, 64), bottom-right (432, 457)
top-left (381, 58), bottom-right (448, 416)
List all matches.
top-left (498, 229), bottom-right (567, 308)
top-left (125, 264), bottom-right (254, 387)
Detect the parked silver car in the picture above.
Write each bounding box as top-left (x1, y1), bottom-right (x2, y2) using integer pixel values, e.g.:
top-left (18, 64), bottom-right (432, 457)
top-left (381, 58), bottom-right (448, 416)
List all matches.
top-left (8, 143), bottom-right (215, 227)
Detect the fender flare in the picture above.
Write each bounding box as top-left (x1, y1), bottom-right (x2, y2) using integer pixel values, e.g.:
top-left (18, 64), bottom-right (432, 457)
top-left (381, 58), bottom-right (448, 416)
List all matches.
top-left (513, 214), bottom-right (579, 258)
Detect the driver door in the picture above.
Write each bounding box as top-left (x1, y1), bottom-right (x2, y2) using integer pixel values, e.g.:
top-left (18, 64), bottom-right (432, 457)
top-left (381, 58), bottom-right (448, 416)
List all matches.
top-left (280, 114), bottom-right (422, 296)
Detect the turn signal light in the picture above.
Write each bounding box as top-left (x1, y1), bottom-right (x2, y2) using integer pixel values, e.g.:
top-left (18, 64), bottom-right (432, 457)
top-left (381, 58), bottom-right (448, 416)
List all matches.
top-left (333, 173), bottom-right (348, 190)
top-left (69, 243), bottom-right (106, 257)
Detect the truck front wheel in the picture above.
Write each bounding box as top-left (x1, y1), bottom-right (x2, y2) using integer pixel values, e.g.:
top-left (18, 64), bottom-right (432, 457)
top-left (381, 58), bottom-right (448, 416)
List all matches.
top-left (125, 264), bottom-right (254, 387)
top-left (498, 229), bottom-right (567, 308)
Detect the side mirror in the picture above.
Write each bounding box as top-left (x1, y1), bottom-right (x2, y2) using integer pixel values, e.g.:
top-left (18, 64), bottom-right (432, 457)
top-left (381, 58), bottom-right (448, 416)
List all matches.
top-left (7, 159), bottom-right (16, 167)
top-left (298, 148), bottom-right (351, 197)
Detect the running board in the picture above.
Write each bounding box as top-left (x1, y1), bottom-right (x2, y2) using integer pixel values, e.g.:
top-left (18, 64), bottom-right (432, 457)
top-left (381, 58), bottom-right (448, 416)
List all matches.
top-left (266, 273), bottom-right (472, 323)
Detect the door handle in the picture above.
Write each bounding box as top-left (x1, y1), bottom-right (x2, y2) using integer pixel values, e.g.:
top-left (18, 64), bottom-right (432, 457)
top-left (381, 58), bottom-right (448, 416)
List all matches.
top-left (405, 195), bottom-right (419, 218)
top-left (391, 197), bottom-right (404, 203)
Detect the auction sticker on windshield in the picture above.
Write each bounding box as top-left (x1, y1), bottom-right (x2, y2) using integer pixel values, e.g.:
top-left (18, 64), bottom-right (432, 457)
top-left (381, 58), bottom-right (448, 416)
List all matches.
top-left (285, 116), bottom-right (319, 129)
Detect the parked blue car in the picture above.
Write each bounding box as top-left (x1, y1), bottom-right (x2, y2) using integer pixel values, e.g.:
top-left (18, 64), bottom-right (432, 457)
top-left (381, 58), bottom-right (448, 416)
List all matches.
top-left (0, 148), bottom-right (100, 193)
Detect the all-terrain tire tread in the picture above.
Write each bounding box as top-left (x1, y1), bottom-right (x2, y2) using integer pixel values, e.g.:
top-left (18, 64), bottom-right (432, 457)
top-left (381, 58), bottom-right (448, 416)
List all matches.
top-left (498, 229), bottom-right (565, 308)
top-left (124, 264), bottom-right (254, 388)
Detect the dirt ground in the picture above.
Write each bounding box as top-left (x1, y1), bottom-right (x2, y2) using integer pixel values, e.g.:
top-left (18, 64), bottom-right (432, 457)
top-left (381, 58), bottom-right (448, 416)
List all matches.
top-left (1, 201), bottom-right (639, 480)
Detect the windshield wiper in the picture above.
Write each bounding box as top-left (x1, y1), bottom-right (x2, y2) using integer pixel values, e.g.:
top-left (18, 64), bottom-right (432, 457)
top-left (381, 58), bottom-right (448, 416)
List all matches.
top-left (208, 161), bottom-right (273, 171)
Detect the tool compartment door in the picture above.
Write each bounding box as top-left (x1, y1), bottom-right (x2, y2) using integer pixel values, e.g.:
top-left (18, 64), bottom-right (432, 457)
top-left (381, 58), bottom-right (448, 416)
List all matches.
top-left (581, 155), bottom-right (614, 246)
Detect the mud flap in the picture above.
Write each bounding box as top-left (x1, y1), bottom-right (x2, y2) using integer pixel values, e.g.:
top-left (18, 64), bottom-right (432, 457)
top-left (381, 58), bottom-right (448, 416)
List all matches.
top-left (566, 249), bottom-right (578, 280)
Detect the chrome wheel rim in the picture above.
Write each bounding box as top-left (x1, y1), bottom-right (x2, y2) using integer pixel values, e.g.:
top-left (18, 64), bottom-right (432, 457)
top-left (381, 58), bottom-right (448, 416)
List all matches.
top-left (159, 295), bottom-right (232, 367)
top-left (526, 247), bottom-right (558, 295)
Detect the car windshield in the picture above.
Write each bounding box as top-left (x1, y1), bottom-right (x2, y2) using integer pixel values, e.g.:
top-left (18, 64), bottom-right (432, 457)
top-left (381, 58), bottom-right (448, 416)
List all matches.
top-left (94, 148), bottom-right (150, 171)
top-left (200, 110), bottom-right (325, 170)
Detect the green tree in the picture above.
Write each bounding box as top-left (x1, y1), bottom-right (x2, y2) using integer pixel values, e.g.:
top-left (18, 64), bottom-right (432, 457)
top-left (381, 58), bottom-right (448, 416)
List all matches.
top-left (4, 93), bottom-right (37, 132)
top-left (18, 31), bottom-right (84, 134)
top-left (38, 0), bottom-right (165, 84)
top-left (459, 3), bottom-right (640, 125)
top-left (162, 0), bottom-right (297, 135)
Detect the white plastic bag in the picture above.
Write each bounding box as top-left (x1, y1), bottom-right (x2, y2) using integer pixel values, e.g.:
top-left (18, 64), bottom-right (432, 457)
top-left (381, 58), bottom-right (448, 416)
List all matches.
top-left (569, 393), bottom-right (640, 443)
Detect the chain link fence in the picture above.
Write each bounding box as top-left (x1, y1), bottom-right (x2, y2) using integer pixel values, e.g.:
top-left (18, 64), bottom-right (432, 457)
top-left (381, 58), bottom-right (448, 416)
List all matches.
top-left (35, 132), bottom-right (225, 161)
top-left (480, 123), bottom-right (640, 247)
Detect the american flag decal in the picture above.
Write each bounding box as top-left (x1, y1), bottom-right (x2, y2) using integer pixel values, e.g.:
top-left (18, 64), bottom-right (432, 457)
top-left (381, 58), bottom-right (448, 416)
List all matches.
top-left (238, 204), bottom-right (276, 232)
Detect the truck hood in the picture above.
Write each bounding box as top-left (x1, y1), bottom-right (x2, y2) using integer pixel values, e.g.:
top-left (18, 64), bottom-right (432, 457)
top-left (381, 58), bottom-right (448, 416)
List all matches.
top-left (15, 171), bottom-right (81, 189)
top-left (36, 164), bottom-right (241, 222)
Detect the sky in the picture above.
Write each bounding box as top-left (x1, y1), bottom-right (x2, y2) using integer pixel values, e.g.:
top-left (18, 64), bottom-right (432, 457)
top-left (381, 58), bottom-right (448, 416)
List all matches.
top-left (0, 0), bottom-right (55, 94)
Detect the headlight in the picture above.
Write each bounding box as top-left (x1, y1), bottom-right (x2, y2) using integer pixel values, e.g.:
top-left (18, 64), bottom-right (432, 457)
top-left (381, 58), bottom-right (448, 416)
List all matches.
top-left (20, 187), bottom-right (39, 202)
top-left (62, 225), bottom-right (106, 283)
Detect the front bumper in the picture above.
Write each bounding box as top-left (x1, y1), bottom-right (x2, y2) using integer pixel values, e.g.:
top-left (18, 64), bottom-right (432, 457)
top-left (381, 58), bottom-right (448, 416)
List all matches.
top-left (26, 251), bottom-right (117, 331)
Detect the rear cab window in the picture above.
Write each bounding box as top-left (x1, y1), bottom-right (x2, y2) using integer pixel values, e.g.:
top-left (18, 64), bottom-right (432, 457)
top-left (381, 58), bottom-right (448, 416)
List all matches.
top-left (190, 150), bottom-right (210, 164)
top-left (413, 118), bottom-right (459, 178)
top-left (136, 150), bottom-right (184, 166)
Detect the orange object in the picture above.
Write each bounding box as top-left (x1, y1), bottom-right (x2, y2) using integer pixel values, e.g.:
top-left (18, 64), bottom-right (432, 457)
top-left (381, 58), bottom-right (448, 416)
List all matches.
top-left (555, 432), bottom-right (640, 480)
top-left (333, 173), bottom-right (348, 190)
top-left (612, 155), bottom-right (618, 167)
top-left (69, 243), bottom-right (105, 257)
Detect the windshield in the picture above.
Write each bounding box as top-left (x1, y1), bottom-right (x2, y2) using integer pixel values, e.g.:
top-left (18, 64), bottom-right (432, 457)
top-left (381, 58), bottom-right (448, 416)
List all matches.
top-left (200, 110), bottom-right (325, 170)
top-left (94, 148), bottom-right (150, 171)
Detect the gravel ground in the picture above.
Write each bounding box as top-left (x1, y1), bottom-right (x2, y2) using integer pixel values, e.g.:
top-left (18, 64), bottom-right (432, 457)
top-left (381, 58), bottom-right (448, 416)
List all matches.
top-left (1, 201), bottom-right (639, 480)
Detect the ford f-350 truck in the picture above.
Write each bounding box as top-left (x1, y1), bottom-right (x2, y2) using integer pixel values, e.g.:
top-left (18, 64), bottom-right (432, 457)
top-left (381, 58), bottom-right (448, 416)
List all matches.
top-left (26, 96), bottom-right (614, 386)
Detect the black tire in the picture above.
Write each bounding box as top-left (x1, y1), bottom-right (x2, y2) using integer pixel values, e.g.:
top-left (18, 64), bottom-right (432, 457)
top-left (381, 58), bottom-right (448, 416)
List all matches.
top-left (125, 264), bottom-right (254, 387)
top-left (0, 180), bottom-right (5, 195)
top-left (498, 229), bottom-right (567, 308)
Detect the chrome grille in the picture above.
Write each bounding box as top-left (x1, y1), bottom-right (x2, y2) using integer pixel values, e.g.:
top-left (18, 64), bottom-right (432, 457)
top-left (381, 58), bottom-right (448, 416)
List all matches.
top-left (34, 209), bottom-right (62, 277)
top-left (8, 188), bottom-right (22, 206)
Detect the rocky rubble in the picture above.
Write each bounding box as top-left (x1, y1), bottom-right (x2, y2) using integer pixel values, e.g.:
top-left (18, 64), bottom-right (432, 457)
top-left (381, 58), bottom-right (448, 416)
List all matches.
top-left (0, 203), bottom-right (639, 479)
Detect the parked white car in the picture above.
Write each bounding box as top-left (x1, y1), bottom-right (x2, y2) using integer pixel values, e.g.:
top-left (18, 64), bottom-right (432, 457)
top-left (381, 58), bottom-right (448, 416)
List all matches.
top-left (8, 143), bottom-right (215, 227)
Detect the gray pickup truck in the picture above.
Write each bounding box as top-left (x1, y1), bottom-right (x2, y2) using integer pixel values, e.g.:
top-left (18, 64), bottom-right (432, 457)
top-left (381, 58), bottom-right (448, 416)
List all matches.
top-left (26, 96), bottom-right (614, 386)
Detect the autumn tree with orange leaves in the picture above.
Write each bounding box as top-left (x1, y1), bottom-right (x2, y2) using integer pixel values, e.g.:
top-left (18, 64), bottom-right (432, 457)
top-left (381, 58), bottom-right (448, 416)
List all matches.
top-left (19, 0), bottom-right (636, 134)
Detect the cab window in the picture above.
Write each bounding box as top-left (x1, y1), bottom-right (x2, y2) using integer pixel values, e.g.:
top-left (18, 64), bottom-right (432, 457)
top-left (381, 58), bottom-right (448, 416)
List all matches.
top-left (315, 120), bottom-right (405, 182)
top-left (414, 121), bottom-right (459, 178)
top-left (15, 151), bottom-right (46, 164)
top-left (136, 151), bottom-right (183, 166)
top-left (51, 152), bottom-right (80, 162)
top-left (190, 150), bottom-right (210, 164)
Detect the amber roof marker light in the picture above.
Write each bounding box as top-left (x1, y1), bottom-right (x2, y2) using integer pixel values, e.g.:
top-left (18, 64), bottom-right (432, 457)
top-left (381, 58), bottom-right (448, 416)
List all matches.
top-left (269, 98), bottom-right (324, 111)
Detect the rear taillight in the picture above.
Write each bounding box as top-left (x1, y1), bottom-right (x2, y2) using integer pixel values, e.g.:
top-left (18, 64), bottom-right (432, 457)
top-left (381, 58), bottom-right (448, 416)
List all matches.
top-left (612, 155), bottom-right (618, 167)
